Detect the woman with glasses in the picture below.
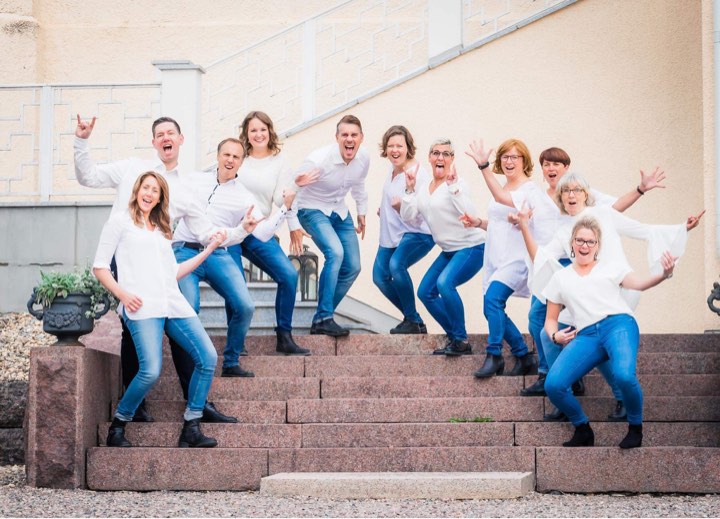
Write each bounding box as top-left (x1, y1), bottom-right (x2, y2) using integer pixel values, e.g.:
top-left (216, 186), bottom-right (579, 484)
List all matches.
top-left (400, 139), bottom-right (485, 354)
top-left (373, 125), bottom-right (435, 334)
top-left (542, 216), bottom-right (677, 448)
top-left (463, 138), bottom-right (543, 378)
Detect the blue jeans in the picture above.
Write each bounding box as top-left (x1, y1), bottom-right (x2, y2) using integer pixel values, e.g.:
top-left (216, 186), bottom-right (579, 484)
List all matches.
top-left (484, 281), bottom-right (528, 357)
top-left (227, 235), bottom-right (298, 332)
top-left (117, 311), bottom-right (218, 421)
top-left (298, 209), bottom-right (361, 323)
top-left (545, 314), bottom-right (643, 426)
top-left (373, 232), bottom-right (435, 323)
top-left (417, 244), bottom-right (485, 341)
top-left (174, 245), bottom-right (254, 369)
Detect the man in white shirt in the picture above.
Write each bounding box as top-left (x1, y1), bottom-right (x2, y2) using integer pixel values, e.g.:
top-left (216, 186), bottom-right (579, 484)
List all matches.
top-left (295, 115), bottom-right (369, 336)
top-left (74, 115), bottom-right (236, 423)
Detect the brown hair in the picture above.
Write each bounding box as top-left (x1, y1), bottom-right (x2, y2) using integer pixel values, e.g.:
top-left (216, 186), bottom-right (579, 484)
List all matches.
top-left (539, 147), bottom-right (571, 167)
top-left (217, 137), bottom-right (244, 154)
top-left (336, 114), bottom-right (363, 134)
top-left (239, 111), bottom-right (281, 156)
top-left (492, 138), bottom-right (533, 177)
top-left (152, 117), bottom-right (181, 138)
top-left (379, 125), bottom-right (416, 160)
top-left (570, 216), bottom-right (602, 255)
top-left (128, 172), bottom-right (172, 240)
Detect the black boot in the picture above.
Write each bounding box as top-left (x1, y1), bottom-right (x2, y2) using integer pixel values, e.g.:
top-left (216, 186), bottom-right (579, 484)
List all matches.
top-left (276, 330), bottom-right (311, 356)
top-left (178, 418), bottom-right (218, 448)
top-left (607, 400), bottom-right (627, 421)
top-left (474, 353), bottom-right (505, 378)
top-left (619, 424), bottom-right (643, 449)
top-left (202, 401), bottom-right (238, 423)
top-left (563, 422), bottom-right (594, 447)
top-left (106, 417), bottom-right (131, 447)
top-left (543, 405), bottom-right (568, 422)
top-left (520, 372), bottom-right (546, 396)
top-left (444, 339), bottom-right (472, 356)
top-left (506, 354), bottom-right (537, 376)
top-left (572, 376), bottom-right (586, 396)
top-left (131, 400), bottom-right (155, 422)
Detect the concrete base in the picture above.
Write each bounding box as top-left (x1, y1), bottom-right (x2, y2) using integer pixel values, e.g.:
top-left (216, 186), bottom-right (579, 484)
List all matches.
top-left (260, 472), bottom-right (534, 499)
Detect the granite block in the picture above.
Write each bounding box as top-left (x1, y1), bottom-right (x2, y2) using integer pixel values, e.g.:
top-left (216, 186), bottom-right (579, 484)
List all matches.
top-left (639, 334), bottom-right (720, 352)
top-left (321, 376), bottom-right (523, 398)
top-left (0, 380), bottom-right (27, 428)
top-left (301, 422), bottom-right (514, 448)
top-left (336, 334), bottom-right (534, 356)
top-left (536, 447), bottom-right (720, 493)
top-left (162, 334), bottom-right (336, 356)
top-left (305, 355), bottom-right (484, 378)
top-left (149, 376), bottom-right (320, 401)
top-left (87, 447), bottom-right (268, 490)
top-left (0, 428), bottom-right (24, 464)
top-left (543, 397), bottom-right (720, 422)
top-left (635, 352), bottom-right (720, 374)
top-left (287, 397), bottom-right (543, 423)
top-left (160, 355), bottom-right (305, 377)
top-left (144, 400), bottom-right (286, 423)
top-left (269, 446), bottom-right (536, 474)
top-left (574, 374), bottom-right (720, 397)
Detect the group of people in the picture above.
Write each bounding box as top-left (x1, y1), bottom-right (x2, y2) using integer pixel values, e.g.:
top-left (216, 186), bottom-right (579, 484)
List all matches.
top-left (78, 110), bottom-right (703, 451)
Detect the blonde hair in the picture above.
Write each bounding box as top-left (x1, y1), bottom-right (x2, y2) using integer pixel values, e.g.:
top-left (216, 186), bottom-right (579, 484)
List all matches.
top-left (555, 172), bottom-right (597, 214)
top-left (570, 216), bottom-right (602, 254)
top-left (128, 172), bottom-right (172, 240)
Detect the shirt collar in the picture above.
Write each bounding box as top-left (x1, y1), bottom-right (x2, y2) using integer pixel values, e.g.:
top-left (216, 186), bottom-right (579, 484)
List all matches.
top-left (330, 143), bottom-right (347, 166)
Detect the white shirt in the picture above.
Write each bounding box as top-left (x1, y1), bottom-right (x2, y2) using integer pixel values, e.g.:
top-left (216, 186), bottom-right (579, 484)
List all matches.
top-left (295, 142), bottom-right (369, 218)
top-left (379, 163), bottom-right (431, 248)
top-left (400, 178), bottom-right (484, 252)
top-left (74, 136), bottom-right (241, 245)
top-left (543, 261), bottom-right (634, 331)
top-left (173, 172), bottom-right (287, 245)
top-left (483, 181), bottom-right (544, 297)
top-left (93, 211), bottom-right (196, 320)
top-left (238, 153), bottom-right (301, 231)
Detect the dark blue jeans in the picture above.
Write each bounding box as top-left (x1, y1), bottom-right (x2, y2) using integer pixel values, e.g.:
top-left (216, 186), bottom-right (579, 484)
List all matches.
top-left (373, 232), bottom-right (435, 323)
top-left (484, 281), bottom-right (528, 357)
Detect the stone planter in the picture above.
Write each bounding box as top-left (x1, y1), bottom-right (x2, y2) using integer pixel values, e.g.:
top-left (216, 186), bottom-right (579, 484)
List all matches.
top-left (27, 292), bottom-right (110, 345)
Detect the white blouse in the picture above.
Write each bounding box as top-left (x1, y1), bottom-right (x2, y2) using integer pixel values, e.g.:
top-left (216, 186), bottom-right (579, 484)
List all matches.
top-left (483, 181), bottom-right (544, 296)
top-left (543, 261), bottom-right (634, 332)
top-left (378, 163), bottom-right (432, 248)
top-left (93, 211), bottom-right (196, 320)
top-left (400, 178), bottom-right (484, 252)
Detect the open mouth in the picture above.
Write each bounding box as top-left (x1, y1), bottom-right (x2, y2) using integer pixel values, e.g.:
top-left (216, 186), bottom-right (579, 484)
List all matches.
top-left (162, 143), bottom-right (173, 153)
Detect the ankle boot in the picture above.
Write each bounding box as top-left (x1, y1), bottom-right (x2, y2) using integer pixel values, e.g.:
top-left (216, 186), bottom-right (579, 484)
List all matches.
top-left (178, 418), bottom-right (218, 448)
top-left (543, 405), bottom-right (568, 422)
top-left (520, 372), bottom-right (546, 396)
top-left (276, 329), bottom-right (310, 356)
top-left (619, 424), bottom-right (643, 449)
top-left (106, 417), bottom-right (131, 447)
top-left (563, 422), bottom-right (595, 447)
top-left (474, 353), bottom-right (505, 378)
top-left (571, 376), bottom-right (586, 396)
top-left (607, 400), bottom-right (627, 421)
top-left (507, 354), bottom-right (537, 376)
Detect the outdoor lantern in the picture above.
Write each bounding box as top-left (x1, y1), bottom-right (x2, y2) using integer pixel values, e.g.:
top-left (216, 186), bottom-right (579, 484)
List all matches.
top-left (242, 257), bottom-right (274, 283)
top-left (289, 245), bottom-right (318, 301)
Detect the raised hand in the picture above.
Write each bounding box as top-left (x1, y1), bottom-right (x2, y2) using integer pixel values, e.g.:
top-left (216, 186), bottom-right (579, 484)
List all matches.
top-left (686, 209), bottom-right (705, 231)
top-left (459, 212), bottom-right (482, 228)
top-left (445, 163), bottom-right (458, 185)
top-left (282, 189), bottom-right (296, 210)
top-left (355, 214), bottom-right (366, 239)
top-left (289, 228), bottom-right (311, 256)
top-left (639, 167), bottom-right (667, 193)
top-left (75, 114), bottom-right (96, 139)
top-left (295, 167), bottom-right (320, 187)
top-left (465, 139), bottom-right (494, 167)
top-left (405, 163), bottom-right (418, 192)
top-left (241, 205), bottom-right (265, 233)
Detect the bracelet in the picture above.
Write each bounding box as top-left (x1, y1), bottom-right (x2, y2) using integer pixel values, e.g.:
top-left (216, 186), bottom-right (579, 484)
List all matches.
top-left (405, 188), bottom-right (414, 195)
top-left (665, 272), bottom-right (673, 279)
top-left (552, 332), bottom-right (558, 344)
top-left (477, 162), bottom-right (490, 170)
top-left (636, 186), bottom-right (645, 195)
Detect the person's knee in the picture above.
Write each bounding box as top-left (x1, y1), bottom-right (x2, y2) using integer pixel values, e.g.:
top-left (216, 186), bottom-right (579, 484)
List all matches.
top-left (417, 281), bottom-right (434, 303)
top-left (388, 254), bottom-right (408, 279)
top-left (544, 373), bottom-right (564, 397)
top-left (323, 243), bottom-right (344, 269)
top-left (612, 369), bottom-right (638, 390)
top-left (137, 362), bottom-right (161, 385)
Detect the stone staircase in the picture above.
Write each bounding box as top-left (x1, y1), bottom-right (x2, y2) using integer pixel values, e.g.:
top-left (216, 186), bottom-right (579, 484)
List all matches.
top-left (86, 333), bottom-right (720, 493)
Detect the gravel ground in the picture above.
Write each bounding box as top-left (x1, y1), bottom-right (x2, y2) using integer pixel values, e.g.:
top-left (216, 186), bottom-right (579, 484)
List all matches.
top-left (0, 313), bottom-right (54, 382)
top-left (1, 466), bottom-right (719, 518)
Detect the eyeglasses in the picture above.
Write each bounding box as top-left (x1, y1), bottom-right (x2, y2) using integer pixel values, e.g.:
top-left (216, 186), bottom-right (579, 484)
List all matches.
top-left (561, 187), bottom-right (585, 195)
top-left (500, 154), bottom-right (522, 162)
top-left (430, 150), bottom-right (454, 158)
top-left (573, 238), bottom-right (598, 247)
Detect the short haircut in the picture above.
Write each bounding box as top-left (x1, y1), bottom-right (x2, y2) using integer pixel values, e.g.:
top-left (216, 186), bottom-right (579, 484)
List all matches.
top-left (492, 138), bottom-right (533, 177)
top-left (152, 116), bottom-right (181, 137)
top-left (571, 216), bottom-right (603, 254)
top-left (217, 137), bottom-right (244, 154)
top-left (539, 147), bottom-right (571, 167)
top-left (428, 138), bottom-right (454, 155)
top-left (336, 114), bottom-right (363, 134)
top-left (379, 125), bottom-right (416, 160)
top-left (555, 172), bottom-right (597, 214)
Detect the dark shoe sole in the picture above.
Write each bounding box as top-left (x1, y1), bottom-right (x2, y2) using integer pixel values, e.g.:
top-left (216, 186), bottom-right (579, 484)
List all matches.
top-left (277, 350), bottom-right (311, 356)
top-left (310, 328), bottom-right (350, 337)
top-left (178, 440), bottom-right (218, 448)
top-left (221, 372), bottom-right (255, 378)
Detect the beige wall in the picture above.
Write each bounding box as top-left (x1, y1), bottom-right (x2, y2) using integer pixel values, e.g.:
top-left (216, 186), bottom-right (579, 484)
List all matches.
top-left (278, 0), bottom-right (717, 334)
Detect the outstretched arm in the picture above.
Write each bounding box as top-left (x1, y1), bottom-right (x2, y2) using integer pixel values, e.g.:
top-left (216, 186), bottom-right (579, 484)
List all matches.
top-left (621, 251), bottom-right (676, 291)
top-left (612, 167), bottom-right (667, 212)
top-left (465, 139), bottom-right (514, 207)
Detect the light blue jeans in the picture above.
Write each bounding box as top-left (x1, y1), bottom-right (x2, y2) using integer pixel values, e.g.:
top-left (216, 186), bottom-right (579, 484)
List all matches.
top-left (417, 244), bottom-right (485, 341)
top-left (298, 209), bottom-right (361, 323)
top-left (117, 311), bottom-right (218, 421)
top-left (373, 232), bottom-right (435, 324)
top-left (545, 314), bottom-right (643, 426)
top-left (174, 245), bottom-right (254, 369)
top-left (484, 281), bottom-right (528, 357)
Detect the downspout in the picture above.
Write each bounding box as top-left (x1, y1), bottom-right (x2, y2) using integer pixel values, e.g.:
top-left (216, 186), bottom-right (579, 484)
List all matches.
top-left (715, 0), bottom-right (720, 256)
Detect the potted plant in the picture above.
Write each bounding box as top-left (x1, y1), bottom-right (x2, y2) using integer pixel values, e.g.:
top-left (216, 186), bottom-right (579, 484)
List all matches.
top-left (27, 266), bottom-right (116, 345)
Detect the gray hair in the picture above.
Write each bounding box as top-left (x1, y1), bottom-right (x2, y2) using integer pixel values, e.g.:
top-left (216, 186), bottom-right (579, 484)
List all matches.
top-left (428, 138), bottom-right (454, 155)
top-left (555, 172), bottom-right (596, 214)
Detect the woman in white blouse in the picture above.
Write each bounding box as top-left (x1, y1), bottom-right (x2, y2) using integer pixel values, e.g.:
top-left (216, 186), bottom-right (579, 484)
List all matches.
top-left (373, 125), bottom-right (435, 334)
top-left (400, 139), bottom-right (485, 355)
top-left (94, 172), bottom-right (233, 449)
top-left (543, 216), bottom-right (677, 448)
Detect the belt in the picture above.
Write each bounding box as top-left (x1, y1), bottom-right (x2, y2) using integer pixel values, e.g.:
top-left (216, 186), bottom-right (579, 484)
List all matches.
top-left (178, 242), bottom-right (226, 252)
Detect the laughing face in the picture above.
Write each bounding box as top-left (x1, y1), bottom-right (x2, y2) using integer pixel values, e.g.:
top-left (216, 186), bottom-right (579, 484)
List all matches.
top-left (136, 175), bottom-right (161, 216)
top-left (572, 227), bottom-right (599, 266)
top-left (336, 123), bottom-right (364, 164)
top-left (216, 141), bottom-right (244, 182)
top-left (428, 144), bottom-right (454, 180)
top-left (499, 146), bottom-right (524, 179)
top-left (246, 117), bottom-right (269, 153)
top-left (560, 182), bottom-right (588, 216)
top-left (542, 160), bottom-right (570, 189)
top-left (152, 122), bottom-right (184, 168)
top-left (385, 134), bottom-right (408, 169)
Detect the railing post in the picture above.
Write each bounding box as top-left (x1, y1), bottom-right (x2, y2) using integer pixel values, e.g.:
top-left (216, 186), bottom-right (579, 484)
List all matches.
top-left (427, 0), bottom-right (463, 67)
top-left (152, 60), bottom-right (205, 171)
top-left (302, 19), bottom-right (317, 124)
top-left (38, 85), bottom-right (54, 202)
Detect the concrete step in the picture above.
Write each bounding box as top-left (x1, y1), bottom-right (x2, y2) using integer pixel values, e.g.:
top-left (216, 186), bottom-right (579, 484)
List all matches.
top-left (144, 400), bottom-right (287, 423)
top-left (259, 471), bottom-right (535, 499)
top-left (149, 377), bottom-right (321, 401)
top-left (536, 447), bottom-right (720, 493)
